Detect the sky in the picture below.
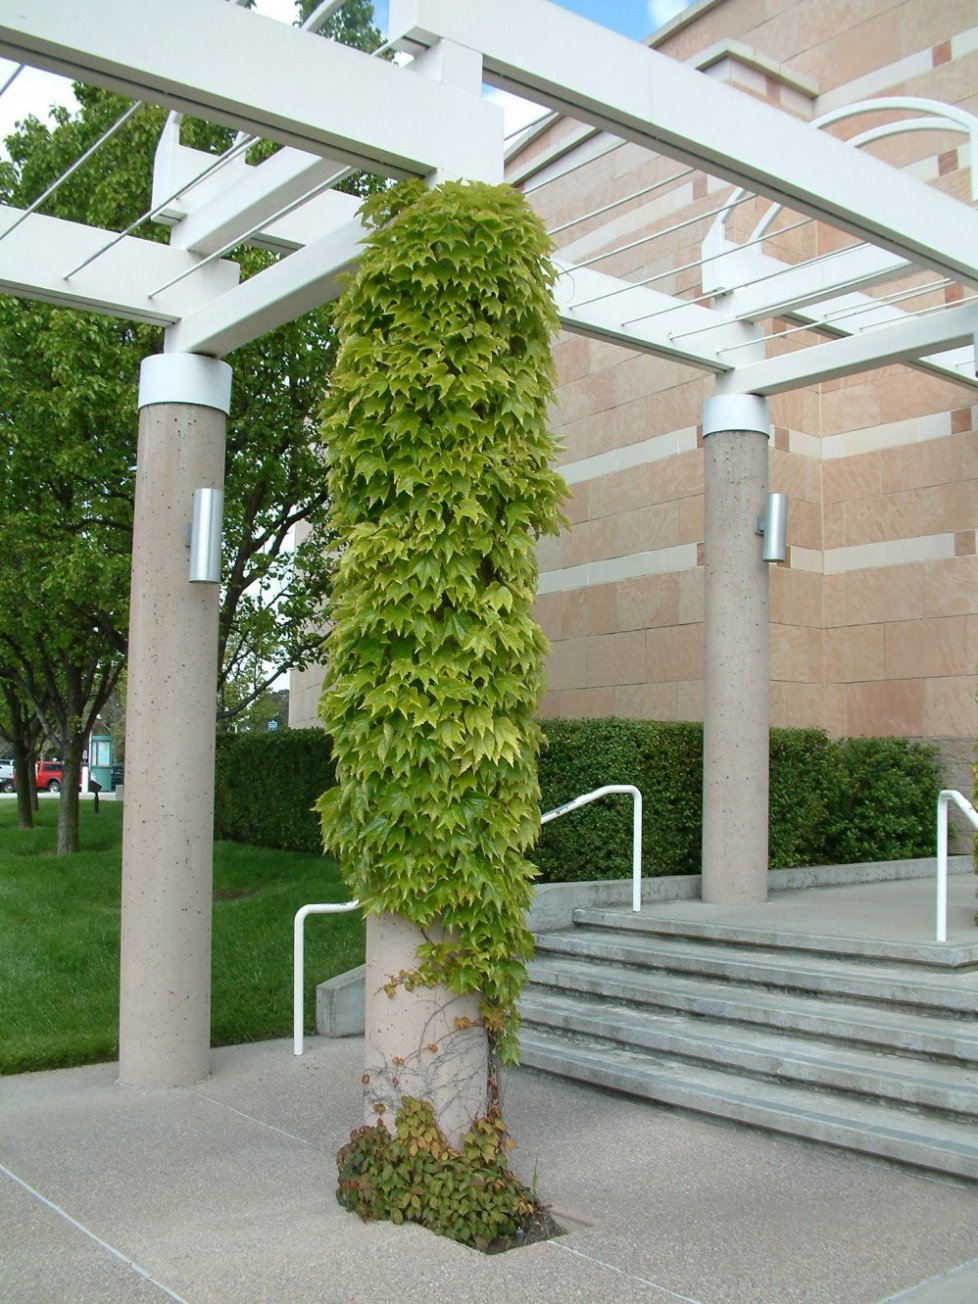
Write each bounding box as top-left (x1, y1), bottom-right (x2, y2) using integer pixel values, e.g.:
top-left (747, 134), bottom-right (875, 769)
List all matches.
top-left (0, 0), bottom-right (698, 149)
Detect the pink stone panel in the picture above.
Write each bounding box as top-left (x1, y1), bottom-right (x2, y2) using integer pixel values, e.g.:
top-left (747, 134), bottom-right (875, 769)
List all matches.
top-left (774, 681), bottom-right (829, 731)
top-left (646, 623), bottom-right (704, 683)
top-left (822, 452), bottom-right (882, 504)
top-left (679, 494), bottom-right (704, 544)
top-left (924, 556), bottom-right (978, 617)
top-left (918, 480), bottom-right (978, 535)
top-left (678, 568), bottom-right (704, 624)
top-left (562, 585), bottom-right (618, 638)
top-left (612, 500), bottom-right (682, 557)
top-left (770, 624), bottom-right (822, 682)
top-left (586, 630), bottom-right (647, 687)
top-left (544, 637), bottom-right (587, 692)
top-left (847, 680), bottom-right (925, 737)
top-left (824, 624), bottom-right (885, 684)
top-left (560, 687), bottom-right (616, 717)
top-left (676, 679), bottom-right (704, 722)
top-left (884, 616), bottom-right (969, 680)
top-left (924, 676), bottom-right (978, 737)
top-left (616, 572), bottom-right (681, 632)
top-left (881, 436), bottom-right (962, 494)
top-left (779, 569), bottom-right (823, 627)
top-left (532, 592), bottom-right (563, 641)
top-left (824, 574), bottom-right (847, 629)
top-left (846, 564), bottom-right (925, 624)
top-left (614, 681), bottom-right (681, 720)
top-left (844, 490), bottom-right (922, 546)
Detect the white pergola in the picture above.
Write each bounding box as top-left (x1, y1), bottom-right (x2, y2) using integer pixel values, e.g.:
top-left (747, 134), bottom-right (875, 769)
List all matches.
top-left (0, 0), bottom-right (974, 1088)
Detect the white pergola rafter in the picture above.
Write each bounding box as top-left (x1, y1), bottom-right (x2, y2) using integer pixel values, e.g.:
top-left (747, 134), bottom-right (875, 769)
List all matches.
top-left (0, 0), bottom-right (502, 183)
top-left (389, 0), bottom-right (978, 292)
top-left (0, 0), bottom-right (971, 382)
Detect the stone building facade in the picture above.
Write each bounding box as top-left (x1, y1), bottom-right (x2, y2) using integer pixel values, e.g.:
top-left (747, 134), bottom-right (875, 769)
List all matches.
top-left (292, 0), bottom-right (978, 792)
top-left (517, 0), bottom-right (978, 793)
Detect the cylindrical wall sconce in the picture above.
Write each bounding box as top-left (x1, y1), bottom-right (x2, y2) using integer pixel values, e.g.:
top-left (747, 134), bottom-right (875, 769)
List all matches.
top-left (189, 487), bottom-right (223, 584)
top-left (759, 492), bottom-right (788, 563)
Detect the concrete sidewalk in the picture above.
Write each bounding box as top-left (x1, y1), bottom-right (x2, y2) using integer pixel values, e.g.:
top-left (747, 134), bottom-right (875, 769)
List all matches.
top-left (3, 1032), bottom-right (978, 1304)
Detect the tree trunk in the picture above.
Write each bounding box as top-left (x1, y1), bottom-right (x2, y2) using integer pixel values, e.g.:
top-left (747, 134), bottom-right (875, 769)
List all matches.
top-left (363, 915), bottom-right (490, 1149)
top-left (3, 682), bottom-right (38, 829)
top-left (56, 669), bottom-right (85, 855)
top-left (11, 733), bottom-right (34, 829)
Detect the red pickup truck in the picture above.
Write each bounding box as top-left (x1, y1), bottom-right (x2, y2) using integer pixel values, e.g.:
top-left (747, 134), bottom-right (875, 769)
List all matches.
top-left (35, 760), bottom-right (66, 792)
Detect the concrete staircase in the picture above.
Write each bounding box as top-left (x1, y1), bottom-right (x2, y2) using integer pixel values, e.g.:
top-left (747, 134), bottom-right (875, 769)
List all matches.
top-left (519, 906), bottom-right (978, 1181)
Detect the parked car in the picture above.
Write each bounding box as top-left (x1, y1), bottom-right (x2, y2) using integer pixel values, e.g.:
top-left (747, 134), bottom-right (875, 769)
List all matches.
top-left (35, 760), bottom-right (69, 793)
top-left (110, 762), bottom-right (124, 791)
top-left (0, 758), bottom-right (13, 793)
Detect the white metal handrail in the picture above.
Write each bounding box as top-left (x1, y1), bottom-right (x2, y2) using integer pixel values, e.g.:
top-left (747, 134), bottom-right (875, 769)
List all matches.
top-left (936, 790), bottom-right (978, 943)
top-left (293, 900), bottom-right (360, 1056)
top-left (541, 784), bottom-right (644, 912)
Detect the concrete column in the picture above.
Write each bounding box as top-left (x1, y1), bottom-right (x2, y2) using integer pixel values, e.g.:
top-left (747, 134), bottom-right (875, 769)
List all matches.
top-left (701, 393), bottom-right (771, 905)
top-left (363, 914), bottom-right (490, 1149)
top-left (118, 354), bottom-right (232, 1088)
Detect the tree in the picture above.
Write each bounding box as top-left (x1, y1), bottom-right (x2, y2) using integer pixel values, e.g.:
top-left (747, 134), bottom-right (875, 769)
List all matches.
top-left (317, 180), bottom-right (566, 1242)
top-left (0, 1), bottom-right (382, 849)
top-left (0, 676), bottom-right (43, 828)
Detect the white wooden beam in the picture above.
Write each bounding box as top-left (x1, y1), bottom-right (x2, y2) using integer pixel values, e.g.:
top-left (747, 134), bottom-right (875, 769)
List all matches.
top-left (390, 0), bottom-right (978, 290)
top-left (0, 206), bottom-right (238, 324)
top-left (709, 245), bottom-right (915, 321)
top-left (166, 143), bottom-right (361, 256)
top-left (721, 300), bottom-right (978, 396)
top-left (166, 215), bottom-right (367, 357)
top-left (0, 0), bottom-right (502, 183)
top-left (553, 259), bottom-right (739, 371)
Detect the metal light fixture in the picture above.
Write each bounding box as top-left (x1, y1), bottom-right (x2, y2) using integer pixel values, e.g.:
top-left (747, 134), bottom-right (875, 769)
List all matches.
top-left (756, 492), bottom-right (788, 563)
top-left (188, 487), bottom-right (223, 584)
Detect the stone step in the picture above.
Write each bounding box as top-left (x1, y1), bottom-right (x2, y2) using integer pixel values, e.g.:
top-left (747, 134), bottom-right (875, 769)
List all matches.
top-left (572, 906), bottom-right (978, 970)
top-left (526, 955), bottom-right (978, 1064)
top-left (534, 929), bottom-right (978, 1015)
top-left (519, 989), bottom-right (978, 1117)
top-left (519, 1026), bottom-right (978, 1182)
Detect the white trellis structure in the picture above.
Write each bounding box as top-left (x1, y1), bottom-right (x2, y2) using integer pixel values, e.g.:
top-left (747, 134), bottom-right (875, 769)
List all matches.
top-left (0, 0), bottom-right (975, 1088)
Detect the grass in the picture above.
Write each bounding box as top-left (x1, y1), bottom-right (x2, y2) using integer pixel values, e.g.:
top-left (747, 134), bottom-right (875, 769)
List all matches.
top-left (0, 798), bottom-right (364, 1075)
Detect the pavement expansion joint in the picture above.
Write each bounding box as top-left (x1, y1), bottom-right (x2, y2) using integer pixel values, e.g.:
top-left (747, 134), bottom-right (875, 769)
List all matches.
top-left (548, 1240), bottom-right (706, 1303)
top-left (187, 1085), bottom-right (335, 1154)
top-left (1, 1161), bottom-right (192, 1304)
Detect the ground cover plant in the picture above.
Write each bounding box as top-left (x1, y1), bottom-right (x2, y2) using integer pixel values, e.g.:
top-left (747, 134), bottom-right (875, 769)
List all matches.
top-left (0, 800), bottom-right (363, 1074)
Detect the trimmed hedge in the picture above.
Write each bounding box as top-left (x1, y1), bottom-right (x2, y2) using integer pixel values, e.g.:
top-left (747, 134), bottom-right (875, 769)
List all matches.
top-left (214, 719), bottom-right (942, 879)
top-left (214, 729), bottom-right (335, 853)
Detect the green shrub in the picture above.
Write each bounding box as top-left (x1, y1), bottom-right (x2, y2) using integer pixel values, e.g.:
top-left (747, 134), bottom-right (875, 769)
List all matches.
top-left (768, 727), bottom-right (835, 869)
top-left (822, 736), bottom-right (941, 864)
top-left (214, 728), bottom-right (334, 852)
top-left (215, 720), bottom-right (943, 878)
top-left (533, 719), bottom-right (942, 882)
top-left (534, 718), bottom-right (702, 880)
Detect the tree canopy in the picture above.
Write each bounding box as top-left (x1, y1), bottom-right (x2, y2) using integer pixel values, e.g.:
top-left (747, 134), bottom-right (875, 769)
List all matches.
top-left (0, 0), bottom-right (383, 848)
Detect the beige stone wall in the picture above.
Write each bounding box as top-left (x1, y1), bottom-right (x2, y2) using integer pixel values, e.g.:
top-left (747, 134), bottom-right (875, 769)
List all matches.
top-left (521, 0), bottom-right (978, 784)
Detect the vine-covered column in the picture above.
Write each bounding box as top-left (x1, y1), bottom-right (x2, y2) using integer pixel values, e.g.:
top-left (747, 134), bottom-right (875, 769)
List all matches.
top-left (317, 180), bottom-right (566, 1146)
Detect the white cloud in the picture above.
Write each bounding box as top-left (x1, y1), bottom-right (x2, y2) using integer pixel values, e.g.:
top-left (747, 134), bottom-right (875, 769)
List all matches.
top-left (647, 0), bottom-right (691, 30)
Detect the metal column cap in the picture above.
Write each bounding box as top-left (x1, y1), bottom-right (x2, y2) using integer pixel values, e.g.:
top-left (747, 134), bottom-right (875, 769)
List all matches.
top-left (702, 393), bottom-right (770, 437)
top-left (138, 354), bottom-right (232, 414)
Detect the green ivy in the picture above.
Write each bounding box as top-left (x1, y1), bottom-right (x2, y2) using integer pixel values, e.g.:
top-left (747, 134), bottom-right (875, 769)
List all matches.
top-left (336, 1096), bottom-right (535, 1251)
top-left (316, 180), bottom-right (567, 1061)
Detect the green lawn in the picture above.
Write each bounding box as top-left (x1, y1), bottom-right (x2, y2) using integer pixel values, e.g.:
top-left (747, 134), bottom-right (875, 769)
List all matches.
top-left (0, 799), bottom-right (364, 1074)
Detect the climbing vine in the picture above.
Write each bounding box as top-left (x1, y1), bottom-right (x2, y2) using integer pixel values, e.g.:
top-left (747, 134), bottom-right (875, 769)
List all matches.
top-left (317, 179), bottom-right (566, 1061)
